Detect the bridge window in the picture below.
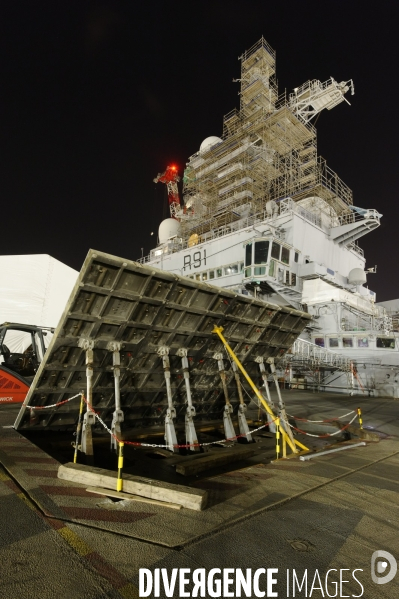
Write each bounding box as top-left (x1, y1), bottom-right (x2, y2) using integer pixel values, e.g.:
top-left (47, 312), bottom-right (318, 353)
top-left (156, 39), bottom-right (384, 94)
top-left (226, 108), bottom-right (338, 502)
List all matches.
top-left (216, 268), bottom-right (222, 277)
top-left (329, 338), bottom-right (339, 348)
top-left (3, 329), bottom-right (33, 354)
top-left (315, 337), bottom-right (325, 347)
top-left (376, 338), bottom-right (395, 348)
top-left (294, 252), bottom-right (299, 263)
top-left (225, 264), bottom-right (239, 275)
top-left (271, 242), bottom-right (280, 260)
top-left (269, 261), bottom-right (275, 276)
top-left (245, 243), bottom-right (252, 266)
top-left (281, 246), bottom-right (290, 265)
top-left (343, 337), bottom-right (353, 348)
top-left (285, 271), bottom-right (290, 285)
top-left (209, 271), bottom-right (215, 280)
top-left (202, 272), bottom-right (207, 281)
top-left (291, 273), bottom-right (297, 286)
top-left (254, 241), bottom-right (269, 264)
top-left (358, 337), bottom-right (368, 348)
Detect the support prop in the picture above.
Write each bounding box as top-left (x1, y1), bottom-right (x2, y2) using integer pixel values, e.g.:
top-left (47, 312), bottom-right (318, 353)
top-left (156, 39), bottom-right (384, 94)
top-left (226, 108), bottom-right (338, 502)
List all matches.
top-left (255, 356), bottom-right (276, 433)
top-left (80, 341), bottom-right (96, 458)
top-left (177, 348), bottom-right (199, 451)
top-left (158, 346), bottom-right (179, 453)
top-left (212, 326), bottom-right (309, 455)
top-left (232, 362), bottom-right (252, 442)
top-left (214, 352), bottom-right (237, 442)
top-left (107, 341), bottom-right (124, 452)
top-left (266, 357), bottom-right (297, 449)
top-left (73, 392), bottom-right (85, 463)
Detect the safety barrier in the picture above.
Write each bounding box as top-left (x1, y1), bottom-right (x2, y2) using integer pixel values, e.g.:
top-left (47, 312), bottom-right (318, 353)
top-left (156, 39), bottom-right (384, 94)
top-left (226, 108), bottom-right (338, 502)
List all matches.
top-left (25, 391), bottom-right (364, 481)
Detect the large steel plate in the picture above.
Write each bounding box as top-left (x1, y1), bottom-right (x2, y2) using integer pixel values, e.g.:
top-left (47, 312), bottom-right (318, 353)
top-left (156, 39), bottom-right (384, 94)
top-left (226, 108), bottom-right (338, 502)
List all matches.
top-left (15, 250), bottom-right (311, 433)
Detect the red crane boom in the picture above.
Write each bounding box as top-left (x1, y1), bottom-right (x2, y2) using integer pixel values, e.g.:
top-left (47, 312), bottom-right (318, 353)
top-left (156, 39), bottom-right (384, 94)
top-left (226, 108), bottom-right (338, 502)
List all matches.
top-left (153, 165), bottom-right (181, 219)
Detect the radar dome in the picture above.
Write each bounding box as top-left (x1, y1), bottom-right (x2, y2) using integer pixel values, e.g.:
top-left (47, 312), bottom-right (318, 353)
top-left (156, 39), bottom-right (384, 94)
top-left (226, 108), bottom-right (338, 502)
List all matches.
top-left (348, 268), bottom-right (367, 286)
top-left (199, 136), bottom-right (222, 154)
top-left (158, 218), bottom-right (181, 244)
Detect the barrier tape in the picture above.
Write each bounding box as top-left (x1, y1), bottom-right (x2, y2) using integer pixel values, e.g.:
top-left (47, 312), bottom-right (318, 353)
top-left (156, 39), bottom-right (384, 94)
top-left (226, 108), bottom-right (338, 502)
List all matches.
top-left (25, 392), bottom-right (359, 446)
top-left (221, 346), bottom-right (356, 426)
top-left (287, 413), bottom-right (359, 438)
top-left (81, 395), bottom-right (278, 449)
top-left (26, 392), bottom-right (83, 410)
top-left (286, 410), bottom-right (355, 423)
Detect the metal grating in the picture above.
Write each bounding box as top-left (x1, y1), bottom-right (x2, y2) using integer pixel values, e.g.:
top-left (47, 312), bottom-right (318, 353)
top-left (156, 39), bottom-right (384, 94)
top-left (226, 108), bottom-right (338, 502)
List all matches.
top-left (15, 250), bottom-right (311, 433)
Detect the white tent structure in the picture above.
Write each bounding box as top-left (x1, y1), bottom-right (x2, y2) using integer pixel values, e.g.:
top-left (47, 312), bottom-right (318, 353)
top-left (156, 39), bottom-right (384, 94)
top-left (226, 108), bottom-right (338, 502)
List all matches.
top-left (0, 254), bottom-right (78, 329)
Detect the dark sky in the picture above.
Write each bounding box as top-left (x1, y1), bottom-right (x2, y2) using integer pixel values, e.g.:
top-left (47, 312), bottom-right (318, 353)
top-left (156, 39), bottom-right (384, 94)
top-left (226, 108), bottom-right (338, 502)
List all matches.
top-left (1, 1), bottom-right (398, 301)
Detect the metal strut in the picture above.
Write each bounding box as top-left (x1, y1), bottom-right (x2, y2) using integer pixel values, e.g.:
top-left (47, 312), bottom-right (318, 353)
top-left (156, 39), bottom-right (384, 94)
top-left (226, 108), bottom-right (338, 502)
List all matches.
top-left (80, 340), bottom-right (96, 457)
top-left (107, 342), bottom-right (124, 452)
top-left (232, 362), bottom-right (252, 442)
top-left (214, 352), bottom-right (236, 442)
top-left (177, 348), bottom-right (199, 451)
top-left (255, 357), bottom-right (276, 433)
top-left (158, 346), bottom-right (179, 453)
top-left (266, 357), bottom-right (296, 448)
top-left (212, 326), bottom-right (309, 456)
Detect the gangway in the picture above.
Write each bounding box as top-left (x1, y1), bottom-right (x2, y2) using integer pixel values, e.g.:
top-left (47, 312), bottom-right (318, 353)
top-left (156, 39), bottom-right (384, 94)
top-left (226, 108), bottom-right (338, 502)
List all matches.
top-left (285, 338), bottom-right (352, 372)
top-left (279, 338), bottom-right (355, 393)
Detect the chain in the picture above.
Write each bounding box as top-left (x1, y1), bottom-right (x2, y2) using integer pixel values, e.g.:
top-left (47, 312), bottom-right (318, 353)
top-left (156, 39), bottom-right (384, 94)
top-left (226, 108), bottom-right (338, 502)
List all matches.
top-left (287, 413), bottom-right (359, 438)
top-left (26, 392), bottom-right (83, 410)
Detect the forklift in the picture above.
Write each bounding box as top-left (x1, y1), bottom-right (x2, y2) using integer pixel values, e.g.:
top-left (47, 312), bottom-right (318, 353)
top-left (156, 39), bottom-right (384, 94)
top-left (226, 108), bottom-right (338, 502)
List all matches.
top-left (0, 323), bottom-right (54, 404)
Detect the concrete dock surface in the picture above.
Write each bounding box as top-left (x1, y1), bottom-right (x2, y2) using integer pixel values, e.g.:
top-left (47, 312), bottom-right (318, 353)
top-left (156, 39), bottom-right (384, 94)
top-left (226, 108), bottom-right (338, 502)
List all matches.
top-left (0, 390), bottom-right (398, 598)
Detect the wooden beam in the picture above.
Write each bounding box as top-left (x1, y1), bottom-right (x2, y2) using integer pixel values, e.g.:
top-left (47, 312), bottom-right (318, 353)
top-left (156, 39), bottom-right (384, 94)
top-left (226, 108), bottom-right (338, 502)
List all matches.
top-left (58, 463), bottom-right (207, 511)
top-left (85, 486), bottom-right (182, 509)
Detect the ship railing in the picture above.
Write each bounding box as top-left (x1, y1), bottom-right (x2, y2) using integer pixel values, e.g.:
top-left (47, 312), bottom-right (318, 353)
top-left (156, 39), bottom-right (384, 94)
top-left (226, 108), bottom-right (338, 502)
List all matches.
top-left (137, 254), bottom-right (152, 264)
top-left (316, 157), bottom-right (353, 207)
top-left (138, 198), bottom-right (337, 263)
top-left (279, 197), bottom-right (323, 228)
top-left (347, 241), bottom-right (364, 257)
top-left (284, 338), bottom-right (352, 372)
top-left (239, 37), bottom-right (276, 63)
top-left (338, 209), bottom-right (381, 226)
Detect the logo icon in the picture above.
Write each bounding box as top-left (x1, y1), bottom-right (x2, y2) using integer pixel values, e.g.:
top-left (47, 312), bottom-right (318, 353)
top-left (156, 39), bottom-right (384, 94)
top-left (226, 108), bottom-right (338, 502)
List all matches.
top-left (371, 550), bottom-right (397, 584)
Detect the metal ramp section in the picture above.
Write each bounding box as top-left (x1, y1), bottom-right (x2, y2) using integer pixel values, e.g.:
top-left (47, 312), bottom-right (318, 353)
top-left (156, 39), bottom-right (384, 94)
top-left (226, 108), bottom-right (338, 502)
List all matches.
top-left (285, 339), bottom-right (352, 371)
top-left (279, 338), bottom-right (353, 392)
top-left (14, 250), bottom-right (311, 440)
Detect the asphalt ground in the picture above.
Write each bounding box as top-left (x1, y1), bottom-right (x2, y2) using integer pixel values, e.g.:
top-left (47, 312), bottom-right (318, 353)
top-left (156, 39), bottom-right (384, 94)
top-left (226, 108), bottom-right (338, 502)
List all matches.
top-left (0, 390), bottom-right (398, 599)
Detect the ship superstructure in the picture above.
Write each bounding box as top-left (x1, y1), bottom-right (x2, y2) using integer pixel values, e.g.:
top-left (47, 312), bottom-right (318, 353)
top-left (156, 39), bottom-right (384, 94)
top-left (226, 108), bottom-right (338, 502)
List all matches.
top-left (144, 38), bottom-right (398, 398)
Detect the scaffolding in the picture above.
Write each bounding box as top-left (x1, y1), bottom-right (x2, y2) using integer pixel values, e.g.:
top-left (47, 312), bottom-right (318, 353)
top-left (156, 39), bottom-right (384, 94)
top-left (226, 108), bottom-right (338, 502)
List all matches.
top-left (180, 37), bottom-right (353, 242)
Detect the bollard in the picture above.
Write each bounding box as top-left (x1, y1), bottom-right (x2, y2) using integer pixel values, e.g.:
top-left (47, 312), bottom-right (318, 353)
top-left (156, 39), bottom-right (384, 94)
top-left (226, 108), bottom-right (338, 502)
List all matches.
top-left (275, 417), bottom-right (280, 460)
top-left (357, 407), bottom-right (363, 430)
top-left (73, 393), bottom-right (85, 464)
top-left (117, 442), bottom-right (124, 492)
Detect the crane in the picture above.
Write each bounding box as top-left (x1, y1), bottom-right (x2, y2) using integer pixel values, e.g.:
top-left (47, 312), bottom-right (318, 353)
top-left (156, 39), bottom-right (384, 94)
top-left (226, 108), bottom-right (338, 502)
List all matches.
top-left (153, 165), bottom-right (181, 219)
top-left (289, 77), bottom-right (354, 123)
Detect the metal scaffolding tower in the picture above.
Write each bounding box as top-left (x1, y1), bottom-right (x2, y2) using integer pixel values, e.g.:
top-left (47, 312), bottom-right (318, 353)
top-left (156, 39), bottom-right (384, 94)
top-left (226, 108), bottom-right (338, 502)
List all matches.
top-left (179, 38), bottom-right (354, 243)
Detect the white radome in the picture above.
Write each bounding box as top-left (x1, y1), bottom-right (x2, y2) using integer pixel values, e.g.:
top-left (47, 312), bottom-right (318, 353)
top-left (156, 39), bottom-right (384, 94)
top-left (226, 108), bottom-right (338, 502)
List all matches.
top-left (199, 136), bottom-right (222, 154)
top-left (348, 268), bottom-right (367, 286)
top-left (158, 218), bottom-right (181, 244)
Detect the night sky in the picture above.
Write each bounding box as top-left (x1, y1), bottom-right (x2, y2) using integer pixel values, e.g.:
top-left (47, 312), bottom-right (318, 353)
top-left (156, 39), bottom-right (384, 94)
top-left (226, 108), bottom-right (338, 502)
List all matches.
top-left (1, 1), bottom-right (398, 301)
